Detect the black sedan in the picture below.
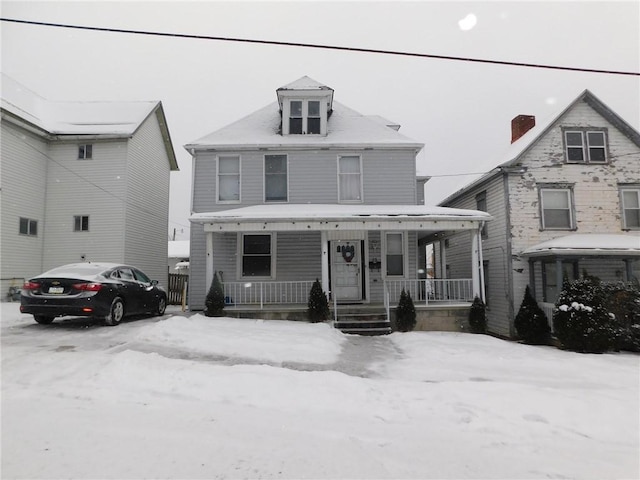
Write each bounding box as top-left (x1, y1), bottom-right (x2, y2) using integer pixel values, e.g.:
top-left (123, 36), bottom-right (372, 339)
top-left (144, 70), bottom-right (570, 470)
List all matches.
top-left (20, 263), bottom-right (167, 326)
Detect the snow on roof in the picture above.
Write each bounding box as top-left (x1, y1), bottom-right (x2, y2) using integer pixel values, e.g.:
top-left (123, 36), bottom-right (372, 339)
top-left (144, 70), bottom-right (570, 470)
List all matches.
top-left (191, 204), bottom-right (491, 223)
top-left (277, 76), bottom-right (333, 91)
top-left (185, 101), bottom-right (423, 150)
top-left (168, 240), bottom-right (190, 258)
top-left (1, 73), bottom-right (159, 136)
top-left (522, 234), bottom-right (640, 257)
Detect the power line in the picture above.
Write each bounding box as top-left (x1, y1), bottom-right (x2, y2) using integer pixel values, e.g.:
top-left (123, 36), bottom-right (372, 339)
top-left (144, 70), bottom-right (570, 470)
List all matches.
top-left (2, 17), bottom-right (639, 77)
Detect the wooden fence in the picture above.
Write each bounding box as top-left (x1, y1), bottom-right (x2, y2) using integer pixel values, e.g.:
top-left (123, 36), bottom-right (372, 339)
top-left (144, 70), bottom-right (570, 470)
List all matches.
top-left (168, 273), bottom-right (188, 305)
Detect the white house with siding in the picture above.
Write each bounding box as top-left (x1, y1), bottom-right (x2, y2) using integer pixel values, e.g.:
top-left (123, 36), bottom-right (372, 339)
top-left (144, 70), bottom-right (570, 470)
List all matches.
top-left (186, 77), bottom-right (490, 332)
top-left (1, 74), bottom-right (179, 298)
top-left (438, 90), bottom-right (640, 338)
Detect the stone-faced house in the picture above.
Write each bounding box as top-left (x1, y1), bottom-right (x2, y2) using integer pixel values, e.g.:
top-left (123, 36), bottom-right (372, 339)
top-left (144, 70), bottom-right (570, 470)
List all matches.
top-left (186, 77), bottom-right (490, 331)
top-left (438, 90), bottom-right (640, 338)
top-left (1, 74), bottom-right (178, 296)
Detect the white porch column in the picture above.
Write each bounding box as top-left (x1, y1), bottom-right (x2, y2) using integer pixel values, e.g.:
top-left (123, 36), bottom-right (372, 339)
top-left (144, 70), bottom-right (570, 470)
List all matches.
top-left (477, 227), bottom-right (485, 303)
top-left (205, 231), bottom-right (214, 290)
top-left (321, 231), bottom-right (329, 293)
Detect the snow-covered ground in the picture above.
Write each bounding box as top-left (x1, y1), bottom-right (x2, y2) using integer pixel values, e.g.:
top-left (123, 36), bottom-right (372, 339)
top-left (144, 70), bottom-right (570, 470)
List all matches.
top-left (2, 303), bottom-right (638, 480)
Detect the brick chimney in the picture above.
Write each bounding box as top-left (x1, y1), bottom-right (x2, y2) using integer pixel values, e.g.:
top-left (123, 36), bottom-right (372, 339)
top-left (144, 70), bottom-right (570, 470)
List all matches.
top-left (511, 115), bottom-right (535, 143)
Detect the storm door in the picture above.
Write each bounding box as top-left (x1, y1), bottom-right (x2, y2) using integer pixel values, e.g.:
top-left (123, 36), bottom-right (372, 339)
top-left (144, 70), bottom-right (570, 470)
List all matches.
top-left (331, 240), bottom-right (362, 302)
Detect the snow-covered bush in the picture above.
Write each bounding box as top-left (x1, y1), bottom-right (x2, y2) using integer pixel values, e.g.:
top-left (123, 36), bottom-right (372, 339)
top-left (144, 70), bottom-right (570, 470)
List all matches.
top-left (553, 279), bottom-right (615, 353)
top-left (396, 289), bottom-right (416, 332)
top-left (204, 271), bottom-right (225, 317)
top-left (468, 296), bottom-right (487, 334)
top-left (514, 285), bottom-right (551, 345)
top-left (601, 282), bottom-right (640, 352)
top-left (307, 279), bottom-right (330, 322)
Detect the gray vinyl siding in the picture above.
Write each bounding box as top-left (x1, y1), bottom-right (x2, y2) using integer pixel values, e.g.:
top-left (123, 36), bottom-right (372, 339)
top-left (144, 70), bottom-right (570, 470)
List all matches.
top-left (0, 121), bottom-right (48, 292)
top-left (124, 110), bottom-right (171, 287)
top-left (42, 140), bottom-right (127, 271)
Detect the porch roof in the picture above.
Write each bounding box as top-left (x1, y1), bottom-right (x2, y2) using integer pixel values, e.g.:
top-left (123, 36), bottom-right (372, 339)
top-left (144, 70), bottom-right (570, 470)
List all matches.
top-left (191, 204), bottom-right (491, 233)
top-left (521, 233), bottom-right (640, 258)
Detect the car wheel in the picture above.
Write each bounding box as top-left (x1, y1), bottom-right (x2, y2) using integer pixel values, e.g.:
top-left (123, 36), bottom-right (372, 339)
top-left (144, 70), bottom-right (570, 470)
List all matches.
top-left (155, 296), bottom-right (167, 316)
top-left (34, 315), bottom-right (54, 325)
top-left (104, 298), bottom-right (125, 326)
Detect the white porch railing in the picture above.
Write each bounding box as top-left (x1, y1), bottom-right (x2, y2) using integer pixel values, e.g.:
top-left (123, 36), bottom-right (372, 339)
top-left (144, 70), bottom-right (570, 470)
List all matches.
top-left (541, 302), bottom-right (556, 332)
top-left (384, 279), bottom-right (474, 305)
top-left (223, 280), bottom-right (314, 308)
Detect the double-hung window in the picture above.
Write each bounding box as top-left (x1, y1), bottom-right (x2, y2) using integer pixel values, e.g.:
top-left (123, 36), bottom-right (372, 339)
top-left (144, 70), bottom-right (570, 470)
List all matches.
top-left (338, 155), bottom-right (362, 202)
top-left (621, 188), bottom-right (640, 229)
top-left (564, 129), bottom-right (607, 163)
top-left (241, 234), bottom-right (273, 278)
top-left (73, 215), bottom-right (89, 232)
top-left (476, 191), bottom-right (488, 238)
top-left (265, 155), bottom-right (288, 202)
top-left (540, 187), bottom-right (574, 230)
top-left (217, 156), bottom-right (240, 203)
top-left (385, 232), bottom-right (405, 277)
top-left (19, 217), bottom-right (38, 236)
top-left (288, 100), bottom-right (321, 135)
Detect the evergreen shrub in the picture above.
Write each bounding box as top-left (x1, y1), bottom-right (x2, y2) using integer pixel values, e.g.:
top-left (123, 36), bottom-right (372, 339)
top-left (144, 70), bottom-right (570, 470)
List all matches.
top-left (307, 279), bottom-right (330, 322)
top-left (204, 271), bottom-right (225, 317)
top-left (468, 296), bottom-right (487, 334)
top-left (396, 289), bottom-right (416, 332)
top-left (514, 285), bottom-right (551, 345)
top-left (601, 282), bottom-right (640, 352)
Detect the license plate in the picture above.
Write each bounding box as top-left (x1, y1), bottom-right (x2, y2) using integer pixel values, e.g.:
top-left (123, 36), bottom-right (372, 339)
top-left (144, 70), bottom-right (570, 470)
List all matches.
top-left (48, 286), bottom-right (64, 294)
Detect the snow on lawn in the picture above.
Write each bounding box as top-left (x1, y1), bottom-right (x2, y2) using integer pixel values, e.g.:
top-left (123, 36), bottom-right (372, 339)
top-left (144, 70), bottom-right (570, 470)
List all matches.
top-left (2, 303), bottom-right (639, 480)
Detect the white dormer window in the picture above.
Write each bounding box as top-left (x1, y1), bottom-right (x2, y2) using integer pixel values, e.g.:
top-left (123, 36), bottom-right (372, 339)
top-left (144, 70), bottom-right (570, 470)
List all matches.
top-left (287, 100), bottom-right (322, 135)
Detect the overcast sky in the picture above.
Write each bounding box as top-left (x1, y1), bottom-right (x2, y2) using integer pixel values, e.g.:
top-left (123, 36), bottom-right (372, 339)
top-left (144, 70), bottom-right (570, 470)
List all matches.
top-left (3, 1), bottom-right (639, 241)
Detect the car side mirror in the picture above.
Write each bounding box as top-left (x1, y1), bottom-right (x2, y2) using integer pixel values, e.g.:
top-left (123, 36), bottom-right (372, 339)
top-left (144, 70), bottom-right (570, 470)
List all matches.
top-left (151, 280), bottom-right (158, 286)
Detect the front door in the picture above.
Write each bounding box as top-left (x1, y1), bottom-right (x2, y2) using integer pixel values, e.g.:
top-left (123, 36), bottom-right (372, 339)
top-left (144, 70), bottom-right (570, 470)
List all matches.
top-left (332, 241), bottom-right (362, 302)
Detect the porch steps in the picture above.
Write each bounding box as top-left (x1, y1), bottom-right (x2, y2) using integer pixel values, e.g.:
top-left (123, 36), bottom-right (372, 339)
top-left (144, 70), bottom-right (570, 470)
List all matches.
top-left (334, 312), bottom-right (391, 336)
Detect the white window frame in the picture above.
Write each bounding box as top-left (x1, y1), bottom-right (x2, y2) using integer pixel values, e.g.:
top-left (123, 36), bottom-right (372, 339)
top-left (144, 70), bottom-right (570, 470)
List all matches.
top-left (264, 154), bottom-right (289, 203)
top-left (383, 231), bottom-right (407, 278)
top-left (19, 217), bottom-right (38, 236)
top-left (287, 99), bottom-right (322, 135)
top-left (78, 144), bottom-right (93, 160)
top-left (620, 187), bottom-right (640, 230)
top-left (563, 129), bottom-right (607, 163)
top-left (216, 155), bottom-right (241, 204)
top-left (337, 155), bottom-right (363, 203)
top-left (539, 187), bottom-right (575, 230)
top-left (238, 233), bottom-right (276, 279)
top-left (73, 215), bottom-right (90, 232)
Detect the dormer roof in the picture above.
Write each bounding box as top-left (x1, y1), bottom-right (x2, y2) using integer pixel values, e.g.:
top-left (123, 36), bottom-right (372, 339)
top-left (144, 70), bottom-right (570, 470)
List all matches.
top-left (276, 76), bottom-right (334, 112)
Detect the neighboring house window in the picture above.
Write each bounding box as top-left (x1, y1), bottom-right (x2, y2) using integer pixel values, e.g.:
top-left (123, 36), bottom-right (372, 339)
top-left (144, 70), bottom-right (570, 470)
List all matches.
top-left (19, 217), bottom-right (38, 236)
top-left (385, 232), bottom-right (405, 277)
top-left (288, 100), bottom-right (321, 135)
top-left (264, 155), bottom-right (288, 202)
top-left (241, 234), bottom-right (273, 277)
top-left (563, 129), bottom-right (607, 163)
top-left (620, 188), bottom-right (640, 229)
top-left (78, 144), bottom-right (93, 160)
top-left (217, 156), bottom-right (240, 203)
top-left (542, 260), bottom-right (578, 303)
top-left (476, 191), bottom-right (488, 238)
top-left (73, 215), bottom-right (89, 232)
top-left (539, 187), bottom-right (574, 230)
top-left (338, 155), bottom-right (362, 202)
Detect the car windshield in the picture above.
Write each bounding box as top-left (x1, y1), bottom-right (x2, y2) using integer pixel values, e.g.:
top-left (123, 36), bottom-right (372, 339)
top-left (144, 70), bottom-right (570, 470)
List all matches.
top-left (40, 264), bottom-right (112, 278)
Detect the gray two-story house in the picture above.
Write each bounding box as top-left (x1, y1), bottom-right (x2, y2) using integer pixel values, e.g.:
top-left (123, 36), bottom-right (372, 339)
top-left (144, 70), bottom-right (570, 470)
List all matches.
top-left (438, 89), bottom-right (640, 338)
top-left (1, 74), bottom-right (178, 296)
top-left (186, 77), bottom-right (490, 330)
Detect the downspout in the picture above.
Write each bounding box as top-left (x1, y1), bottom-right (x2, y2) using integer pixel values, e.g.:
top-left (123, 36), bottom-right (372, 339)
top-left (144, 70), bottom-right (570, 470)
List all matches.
top-left (502, 169), bottom-right (516, 337)
top-left (478, 225), bottom-right (485, 303)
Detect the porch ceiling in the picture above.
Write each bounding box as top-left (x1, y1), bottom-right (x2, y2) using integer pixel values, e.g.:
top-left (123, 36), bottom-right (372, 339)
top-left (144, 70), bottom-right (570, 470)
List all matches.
top-left (191, 204), bottom-right (491, 233)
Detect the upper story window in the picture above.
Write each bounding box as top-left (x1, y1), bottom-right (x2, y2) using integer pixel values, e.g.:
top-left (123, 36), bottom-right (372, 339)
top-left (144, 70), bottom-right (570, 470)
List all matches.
top-left (563, 129), bottom-right (607, 163)
top-left (338, 155), bottom-right (362, 203)
top-left (475, 191), bottom-right (488, 238)
top-left (620, 187), bottom-right (640, 230)
top-left (19, 217), bottom-right (38, 236)
top-left (264, 155), bottom-right (288, 202)
top-left (78, 144), bottom-right (93, 160)
top-left (217, 156), bottom-right (240, 203)
top-left (73, 215), bottom-right (89, 232)
top-left (288, 100), bottom-right (322, 135)
top-left (539, 186), bottom-right (575, 230)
